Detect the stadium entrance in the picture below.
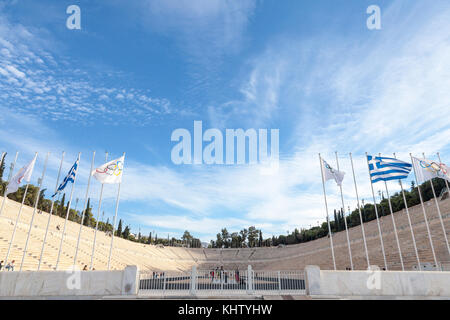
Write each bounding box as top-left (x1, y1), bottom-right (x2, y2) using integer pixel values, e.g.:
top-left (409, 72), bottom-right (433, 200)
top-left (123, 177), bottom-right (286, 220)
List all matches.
top-left (138, 266), bottom-right (306, 297)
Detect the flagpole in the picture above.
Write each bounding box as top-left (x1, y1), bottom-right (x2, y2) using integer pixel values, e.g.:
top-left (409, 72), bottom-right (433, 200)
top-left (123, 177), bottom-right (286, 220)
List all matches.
top-left (365, 152), bottom-right (388, 270)
top-left (319, 153), bottom-right (337, 270)
top-left (38, 151), bottom-right (65, 270)
top-left (73, 151), bottom-right (96, 266)
top-left (423, 152), bottom-right (450, 255)
top-left (90, 152), bottom-right (108, 270)
top-left (392, 153), bottom-right (421, 270)
top-left (349, 153), bottom-right (370, 268)
top-left (0, 151), bottom-right (19, 217)
top-left (107, 152), bottom-right (125, 271)
top-left (383, 181), bottom-right (405, 271)
top-left (335, 152), bottom-right (353, 270)
top-left (410, 153), bottom-right (438, 267)
top-left (4, 152), bottom-right (38, 266)
top-left (55, 152), bottom-right (81, 270)
top-left (20, 152), bottom-right (49, 271)
top-left (378, 153), bottom-right (404, 270)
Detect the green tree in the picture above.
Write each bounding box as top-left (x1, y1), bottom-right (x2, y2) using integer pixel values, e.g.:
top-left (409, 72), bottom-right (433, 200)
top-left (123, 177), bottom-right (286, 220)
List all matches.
top-left (215, 233), bottom-right (223, 248)
top-left (116, 219), bottom-right (123, 237)
top-left (0, 152), bottom-right (6, 182)
top-left (239, 228), bottom-right (248, 247)
top-left (258, 230), bottom-right (263, 247)
top-left (248, 226), bottom-right (258, 248)
top-left (221, 228), bottom-right (230, 248)
top-left (82, 198), bottom-right (93, 226)
top-left (59, 193), bottom-right (66, 217)
top-left (122, 225), bottom-right (130, 239)
top-left (148, 232), bottom-right (152, 244)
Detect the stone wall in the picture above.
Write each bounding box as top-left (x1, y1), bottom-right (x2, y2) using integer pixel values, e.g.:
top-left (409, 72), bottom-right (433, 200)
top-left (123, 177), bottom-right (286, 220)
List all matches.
top-left (0, 265), bottom-right (138, 297)
top-left (305, 265), bottom-right (450, 297)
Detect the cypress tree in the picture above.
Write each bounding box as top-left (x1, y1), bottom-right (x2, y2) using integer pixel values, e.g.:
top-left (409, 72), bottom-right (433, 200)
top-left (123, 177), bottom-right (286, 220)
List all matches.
top-left (59, 193), bottom-right (66, 217)
top-left (0, 152), bottom-right (6, 182)
top-left (116, 219), bottom-right (123, 237)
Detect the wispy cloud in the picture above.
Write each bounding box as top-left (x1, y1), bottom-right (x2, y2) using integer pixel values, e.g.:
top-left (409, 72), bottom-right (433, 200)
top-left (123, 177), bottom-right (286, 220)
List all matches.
top-left (0, 11), bottom-right (174, 126)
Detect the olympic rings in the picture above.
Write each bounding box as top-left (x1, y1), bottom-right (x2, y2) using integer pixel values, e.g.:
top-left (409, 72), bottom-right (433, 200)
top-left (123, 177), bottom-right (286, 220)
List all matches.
top-left (96, 160), bottom-right (123, 176)
top-left (419, 160), bottom-right (441, 173)
top-left (325, 162), bottom-right (335, 173)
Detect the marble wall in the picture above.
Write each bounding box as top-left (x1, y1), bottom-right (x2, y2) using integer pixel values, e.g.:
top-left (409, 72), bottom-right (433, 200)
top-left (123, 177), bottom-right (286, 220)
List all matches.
top-left (305, 265), bottom-right (450, 297)
top-left (0, 266), bottom-right (138, 297)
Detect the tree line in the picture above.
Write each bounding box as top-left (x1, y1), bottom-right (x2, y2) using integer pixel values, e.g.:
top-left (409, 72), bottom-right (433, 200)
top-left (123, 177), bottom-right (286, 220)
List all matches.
top-left (209, 178), bottom-right (448, 248)
top-left (209, 226), bottom-right (266, 248)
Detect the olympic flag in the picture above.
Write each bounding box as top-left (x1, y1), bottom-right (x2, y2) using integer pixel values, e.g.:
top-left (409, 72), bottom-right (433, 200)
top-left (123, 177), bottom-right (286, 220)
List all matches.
top-left (5, 154), bottom-right (37, 196)
top-left (321, 158), bottom-right (345, 186)
top-left (92, 155), bottom-right (125, 184)
top-left (411, 157), bottom-right (450, 184)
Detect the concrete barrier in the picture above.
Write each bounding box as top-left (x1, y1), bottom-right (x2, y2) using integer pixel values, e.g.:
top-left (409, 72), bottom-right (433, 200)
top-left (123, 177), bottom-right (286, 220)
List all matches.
top-left (305, 265), bottom-right (450, 297)
top-left (0, 266), bottom-right (138, 298)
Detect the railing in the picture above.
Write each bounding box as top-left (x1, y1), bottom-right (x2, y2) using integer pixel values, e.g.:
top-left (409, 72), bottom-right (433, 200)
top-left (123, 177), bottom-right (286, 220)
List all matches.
top-left (253, 270), bottom-right (306, 294)
top-left (438, 261), bottom-right (450, 271)
top-left (139, 270), bottom-right (191, 296)
top-left (138, 266), bottom-right (306, 296)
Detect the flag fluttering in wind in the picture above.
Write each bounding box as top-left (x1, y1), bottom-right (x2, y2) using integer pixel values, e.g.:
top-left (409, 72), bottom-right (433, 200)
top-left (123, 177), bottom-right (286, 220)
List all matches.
top-left (5, 154), bottom-right (37, 196)
top-left (321, 158), bottom-right (345, 186)
top-left (411, 157), bottom-right (450, 184)
top-left (367, 155), bottom-right (411, 183)
top-left (92, 155), bottom-right (125, 184)
top-left (52, 158), bottom-right (79, 197)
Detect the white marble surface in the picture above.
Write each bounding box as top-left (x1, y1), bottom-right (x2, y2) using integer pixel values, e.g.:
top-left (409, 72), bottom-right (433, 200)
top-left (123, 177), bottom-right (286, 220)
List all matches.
top-left (305, 266), bottom-right (450, 297)
top-left (121, 266), bottom-right (138, 295)
top-left (0, 267), bottom-right (135, 297)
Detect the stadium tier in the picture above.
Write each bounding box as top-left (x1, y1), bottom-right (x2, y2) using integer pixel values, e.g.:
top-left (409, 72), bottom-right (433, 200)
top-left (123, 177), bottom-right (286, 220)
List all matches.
top-left (0, 195), bottom-right (449, 272)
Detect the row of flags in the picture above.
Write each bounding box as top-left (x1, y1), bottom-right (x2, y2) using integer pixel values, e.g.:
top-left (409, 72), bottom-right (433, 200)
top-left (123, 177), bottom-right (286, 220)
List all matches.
top-left (322, 155), bottom-right (450, 185)
top-left (4, 154), bottom-right (125, 198)
top-left (320, 153), bottom-right (450, 271)
top-left (51, 155), bottom-right (125, 198)
top-left (0, 152), bottom-right (126, 272)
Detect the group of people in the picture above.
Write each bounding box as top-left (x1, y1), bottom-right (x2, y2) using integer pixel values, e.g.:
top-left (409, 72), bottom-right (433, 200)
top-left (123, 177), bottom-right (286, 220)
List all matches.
top-left (0, 260), bottom-right (15, 271)
top-left (209, 266), bottom-right (242, 284)
top-left (152, 271), bottom-right (165, 279)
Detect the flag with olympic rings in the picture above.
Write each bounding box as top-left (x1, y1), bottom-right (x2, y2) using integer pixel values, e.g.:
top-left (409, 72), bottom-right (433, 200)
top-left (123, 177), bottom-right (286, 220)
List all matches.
top-left (92, 155), bottom-right (125, 184)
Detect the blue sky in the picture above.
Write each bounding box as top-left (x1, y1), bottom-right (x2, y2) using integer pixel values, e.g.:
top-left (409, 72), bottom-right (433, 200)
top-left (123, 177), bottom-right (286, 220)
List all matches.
top-left (1, 0), bottom-right (449, 242)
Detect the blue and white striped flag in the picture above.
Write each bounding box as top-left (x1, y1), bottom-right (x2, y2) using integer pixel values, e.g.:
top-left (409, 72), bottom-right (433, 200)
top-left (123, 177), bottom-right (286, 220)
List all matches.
top-left (52, 158), bottom-right (79, 197)
top-left (367, 155), bottom-right (412, 183)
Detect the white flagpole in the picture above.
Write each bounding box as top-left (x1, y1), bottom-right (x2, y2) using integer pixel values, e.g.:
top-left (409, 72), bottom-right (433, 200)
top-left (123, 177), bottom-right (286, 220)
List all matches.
top-left (38, 151), bottom-right (65, 270)
top-left (383, 182), bottom-right (405, 271)
top-left (393, 153), bottom-right (421, 270)
top-left (349, 153), bottom-right (370, 268)
top-left (335, 152), bottom-right (353, 270)
top-left (90, 152), bottom-right (108, 270)
top-left (410, 153), bottom-right (438, 267)
top-left (379, 153), bottom-right (404, 271)
top-left (55, 152), bottom-right (81, 270)
top-left (4, 152), bottom-right (38, 266)
top-left (319, 153), bottom-right (337, 270)
top-left (107, 152), bottom-right (125, 271)
top-left (73, 151), bottom-right (96, 266)
top-left (423, 152), bottom-right (450, 255)
top-left (0, 151), bottom-right (19, 217)
top-left (365, 152), bottom-right (388, 270)
top-left (20, 152), bottom-right (49, 271)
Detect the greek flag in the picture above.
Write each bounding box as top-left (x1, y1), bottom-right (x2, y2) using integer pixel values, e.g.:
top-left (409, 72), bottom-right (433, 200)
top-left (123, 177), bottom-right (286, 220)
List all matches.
top-left (52, 159), bottom-right (78, 197)
top-left (367, 155), bottom-right (412, 183)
